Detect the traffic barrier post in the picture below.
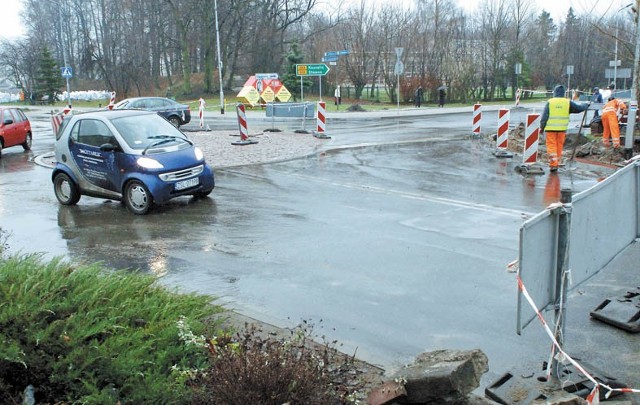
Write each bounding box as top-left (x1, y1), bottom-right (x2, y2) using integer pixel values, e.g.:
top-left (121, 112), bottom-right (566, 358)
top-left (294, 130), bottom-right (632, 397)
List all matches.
top-left (472, 103), bottom-right (481, 136)
top-left (493, 108), bottom-right (513, 158)
top-left (313, 101), bottom-right (331, 139)
top-left (516, 113), bottom-right (544, 175)
top-left (231, 103), bottom-right (258, 145)
top-left (108, 91), bottom-right (116, 110)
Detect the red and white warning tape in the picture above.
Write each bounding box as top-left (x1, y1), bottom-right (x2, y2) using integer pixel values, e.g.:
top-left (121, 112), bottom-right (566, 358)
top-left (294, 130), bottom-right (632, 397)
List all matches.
top-left (517, 275), bottom-right (640, 403)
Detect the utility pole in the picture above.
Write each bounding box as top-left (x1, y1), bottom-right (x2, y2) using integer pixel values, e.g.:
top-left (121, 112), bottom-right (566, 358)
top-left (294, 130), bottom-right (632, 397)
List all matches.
top-left (214, 0), bottom-right (225, 114)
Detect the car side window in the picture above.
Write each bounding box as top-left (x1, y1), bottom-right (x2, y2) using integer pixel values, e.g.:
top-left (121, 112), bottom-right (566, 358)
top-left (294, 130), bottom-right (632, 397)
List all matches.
top-left (9, 109), bottom-right (22, 123)
top-left (77, 119), bottom-right (116, 148)
top-left (15, 109), bottom-right (27, 122)
top-left (3, 109), bottom-right (14, 124)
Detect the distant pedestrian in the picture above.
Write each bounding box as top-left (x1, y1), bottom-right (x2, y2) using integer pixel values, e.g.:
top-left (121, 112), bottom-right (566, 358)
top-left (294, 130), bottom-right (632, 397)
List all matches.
top-left (591, 87), bottom-right (603, 119)
top-left (437, 85), bottom-right (446, 107)
top-left (334, 85), bottom-right (341, 107)
top-left (591, 87), bottom-right (603, 103)
top-left (540, 84), bottom-right (589, 172)
top-left (414, 86), bottom-right (423, 108)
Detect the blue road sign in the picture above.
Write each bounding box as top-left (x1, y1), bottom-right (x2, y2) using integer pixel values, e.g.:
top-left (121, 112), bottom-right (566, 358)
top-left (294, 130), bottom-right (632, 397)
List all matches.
top-left (324, 51), bottom-right (338, 58)
top-left (322, 55), bottom-right (338, 62)
top-left (337, 50), bottom-right (349, 56)
top-left (61, 67), bottom-right (73, 78)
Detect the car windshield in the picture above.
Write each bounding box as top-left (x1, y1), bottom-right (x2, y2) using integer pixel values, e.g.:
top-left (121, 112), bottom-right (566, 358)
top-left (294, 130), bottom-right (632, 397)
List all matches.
top-left (110, 114), bottom-right (190, 151)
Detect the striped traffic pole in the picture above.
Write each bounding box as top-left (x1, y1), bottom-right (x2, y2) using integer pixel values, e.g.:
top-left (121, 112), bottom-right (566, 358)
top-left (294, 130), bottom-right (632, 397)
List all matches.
top-left (313, 101), bottom-right (330, 139)
top-left (231, 103), bottom-right (257, 145)
top-left (516, 113), bottom-right (544, 174)
top-left (472, 103), bottom-right (481, 136)
top-left (108, 91), bottom-right (116, 110)
top-left (198, 97), bottom-right (205, 128)
top-left (493, 108), bottom-right (513, 158)
top-left (515, 88), bottom-right (521, 107)
top-left (523, 113), bottom-right (540, 165)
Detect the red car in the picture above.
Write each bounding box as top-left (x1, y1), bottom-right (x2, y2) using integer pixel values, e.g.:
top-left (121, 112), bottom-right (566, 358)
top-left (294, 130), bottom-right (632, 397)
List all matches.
top-left (0, 107), bottom-right (32, 156)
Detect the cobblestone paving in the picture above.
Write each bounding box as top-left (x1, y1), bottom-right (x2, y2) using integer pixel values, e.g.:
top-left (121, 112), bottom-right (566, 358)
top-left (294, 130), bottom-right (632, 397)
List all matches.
top-left (188, 130), bottom-right (326, 168)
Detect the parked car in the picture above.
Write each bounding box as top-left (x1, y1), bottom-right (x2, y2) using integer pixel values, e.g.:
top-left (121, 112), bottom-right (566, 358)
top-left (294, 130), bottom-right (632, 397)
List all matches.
top-left (113, 97), bottom-right (191, 127)
top-left (52, 109), bottom-right (214, 214)
top-left (0, 107), bottom-right (32, 156)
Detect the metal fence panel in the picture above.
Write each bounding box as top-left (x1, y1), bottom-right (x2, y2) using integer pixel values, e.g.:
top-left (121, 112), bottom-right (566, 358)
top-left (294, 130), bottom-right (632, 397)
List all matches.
top-left (517, 162), bottom-right (639, 334)
top-left (265, 102), bottom-right (315, 118)
top-left (569, 164), bottom-right (639, 286)
top-left (517, 210), bottom-right (559, 333)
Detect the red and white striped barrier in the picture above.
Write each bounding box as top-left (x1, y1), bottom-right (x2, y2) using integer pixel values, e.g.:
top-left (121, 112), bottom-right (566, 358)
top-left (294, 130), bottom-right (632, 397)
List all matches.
top-left (497, 109), bottom-right (509, 149)
top-left (317, 101), bottom-right (326, 133)
top-left (108, 91), bottom-right (116, 110)
top-left (517, 274), bottom-right (640, 403)
top-left (472, 104), bottom-right (481, 135)
top-left (515, 88), bottom-right (521, 107)
top-left (231, 103), bottom-right (257, 145)
top-left (198, 98), bottom-right (205, 128)
top-left (51, 106), bottom-right (73, 134)
top-left (313, 101), bottom-right (330, 139)
top-left (523, 114), bottom-right (540, 165)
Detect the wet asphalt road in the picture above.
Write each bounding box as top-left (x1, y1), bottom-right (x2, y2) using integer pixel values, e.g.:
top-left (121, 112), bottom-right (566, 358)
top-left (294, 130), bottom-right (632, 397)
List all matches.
top-left (0, 106), bottom-right (629, 392)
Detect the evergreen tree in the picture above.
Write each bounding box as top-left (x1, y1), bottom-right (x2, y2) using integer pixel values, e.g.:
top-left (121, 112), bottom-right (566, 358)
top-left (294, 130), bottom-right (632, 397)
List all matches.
top-left (35, 47), bottom-right (63, 105)
top-left (281, 42), bottom-right (312, 101)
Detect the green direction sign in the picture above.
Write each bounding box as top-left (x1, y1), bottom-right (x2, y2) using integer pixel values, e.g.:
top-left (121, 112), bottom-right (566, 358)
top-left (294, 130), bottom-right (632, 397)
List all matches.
top-left (296, 63), bottom-right (330, 76)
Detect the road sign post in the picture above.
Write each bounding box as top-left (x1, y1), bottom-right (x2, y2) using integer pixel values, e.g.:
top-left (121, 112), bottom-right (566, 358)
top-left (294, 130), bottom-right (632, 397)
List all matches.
top-left (296, 64), bottom-right (330, 101)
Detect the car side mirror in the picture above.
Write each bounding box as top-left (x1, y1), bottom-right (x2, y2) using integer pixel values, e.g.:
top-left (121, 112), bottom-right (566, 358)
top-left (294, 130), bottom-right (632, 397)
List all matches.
top-left (4, 119), bottom-right (13, 125)
top-left (100, 143), bottom-right (118, 152)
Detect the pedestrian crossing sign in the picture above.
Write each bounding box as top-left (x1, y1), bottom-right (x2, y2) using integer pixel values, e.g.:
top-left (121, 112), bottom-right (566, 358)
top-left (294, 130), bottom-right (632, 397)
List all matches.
top-left (61, 67), bottom-right (73, 78)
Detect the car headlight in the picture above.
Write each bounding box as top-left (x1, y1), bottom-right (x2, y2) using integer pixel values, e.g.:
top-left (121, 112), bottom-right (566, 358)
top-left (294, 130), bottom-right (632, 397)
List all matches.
top-left (194, 147), bottom-right (204, 161)
top-left (137, 157), bottom-right (164, 169)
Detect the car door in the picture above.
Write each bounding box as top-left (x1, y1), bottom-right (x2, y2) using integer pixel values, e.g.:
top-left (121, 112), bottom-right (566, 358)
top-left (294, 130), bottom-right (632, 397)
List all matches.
top-left (68, 119), bottom-right (122, 192)
top-left (1, 109), bottom-right (20, 147)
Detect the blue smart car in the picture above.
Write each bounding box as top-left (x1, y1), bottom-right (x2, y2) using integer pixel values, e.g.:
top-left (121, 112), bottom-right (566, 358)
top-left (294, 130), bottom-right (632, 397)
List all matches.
top-left (52, 109), bottom-right (215, 214)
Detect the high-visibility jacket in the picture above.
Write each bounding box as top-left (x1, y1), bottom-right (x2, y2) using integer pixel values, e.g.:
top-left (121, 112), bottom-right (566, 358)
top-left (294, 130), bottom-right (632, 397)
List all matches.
top-left (545, 97), bottom-right (570, 131)
top-left (602, 99), bottom-right (626, 115)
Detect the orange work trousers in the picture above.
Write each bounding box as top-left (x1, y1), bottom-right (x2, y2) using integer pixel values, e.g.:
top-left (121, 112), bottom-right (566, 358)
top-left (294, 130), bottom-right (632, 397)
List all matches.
top-left (601, 111), bottom-right (620, 147)
top-left (545, 131), bottom-right (566, 168)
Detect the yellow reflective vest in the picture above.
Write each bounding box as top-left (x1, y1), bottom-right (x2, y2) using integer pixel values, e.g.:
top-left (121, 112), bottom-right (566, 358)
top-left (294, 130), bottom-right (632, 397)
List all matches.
top-left (546, 98), bottom-right (570, 131)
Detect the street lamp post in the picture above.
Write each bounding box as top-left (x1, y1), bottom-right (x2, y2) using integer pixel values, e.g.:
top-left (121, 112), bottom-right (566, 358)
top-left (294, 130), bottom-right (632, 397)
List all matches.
top-left (214, 0), bottom-right (225, 114)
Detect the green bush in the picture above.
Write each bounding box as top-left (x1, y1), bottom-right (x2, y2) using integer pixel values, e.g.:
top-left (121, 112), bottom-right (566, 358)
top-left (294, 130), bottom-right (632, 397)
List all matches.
top-left (0, 253), bottom-right (223, 404)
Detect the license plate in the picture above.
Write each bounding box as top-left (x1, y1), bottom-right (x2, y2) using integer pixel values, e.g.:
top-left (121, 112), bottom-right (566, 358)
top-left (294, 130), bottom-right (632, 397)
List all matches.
top-left (175, 177), bottom-right (199, 191)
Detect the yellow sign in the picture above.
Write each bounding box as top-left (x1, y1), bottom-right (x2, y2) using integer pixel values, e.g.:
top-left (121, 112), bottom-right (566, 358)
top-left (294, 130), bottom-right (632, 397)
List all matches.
top-left (276, 87), bottom-right (291, 102)
top-left (296, 65), bottom-right (308, 76)
top-left (236, 86), bottom-right (261, 106)
top-left (261, 87), bottom-right (275, 103)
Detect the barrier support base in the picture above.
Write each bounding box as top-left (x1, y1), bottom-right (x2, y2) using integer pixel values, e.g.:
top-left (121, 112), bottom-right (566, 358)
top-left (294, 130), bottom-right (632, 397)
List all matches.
top-left (590, 287), bottom-right (640, 333)
top-left (485, 360), bottom-right (626, 404)
top-left (313, 131), bottom-right (331, 139)
top-left (264, 128), bottom-right (282, 132)
top-left (493, 149), bottom-right (514, 158)
top-left (294, 129), bottom-right (311, 134)
top-left (515, 164), bottom-right (545, 176)
top-left (231, 139), bottom-right (258, 146)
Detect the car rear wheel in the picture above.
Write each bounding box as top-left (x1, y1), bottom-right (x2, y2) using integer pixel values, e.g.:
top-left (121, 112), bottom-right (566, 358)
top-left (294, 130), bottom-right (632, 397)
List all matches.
top-left (124, 180), bottom-right (153, 215)
top-left (54, 172), bottom-right (81, 205)
top-left (168, 116), bottom-right (181, 127)
top-left (22, 132), bottom-right (32, 150)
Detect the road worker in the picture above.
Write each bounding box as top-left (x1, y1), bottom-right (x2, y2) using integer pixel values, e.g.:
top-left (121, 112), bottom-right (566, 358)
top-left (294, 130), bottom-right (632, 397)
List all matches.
top-left (540, 84), bottom-right (589, 172)
top-left (601, 96), bottom-right (626, 148)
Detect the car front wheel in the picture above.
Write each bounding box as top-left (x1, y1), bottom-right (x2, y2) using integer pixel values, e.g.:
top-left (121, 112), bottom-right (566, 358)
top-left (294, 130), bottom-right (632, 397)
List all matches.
top-left (22, 132), bottom-right (32, 150)
top-left (124, 180), bottom-right (153, 215)
top-left (53, 172), bottom-right (81, 205)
